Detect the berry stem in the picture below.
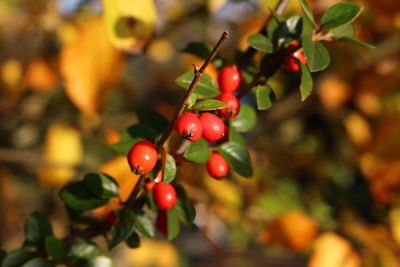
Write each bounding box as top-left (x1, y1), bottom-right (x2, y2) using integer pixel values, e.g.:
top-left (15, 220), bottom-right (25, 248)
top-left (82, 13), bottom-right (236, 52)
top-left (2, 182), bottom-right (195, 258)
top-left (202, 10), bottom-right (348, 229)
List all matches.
top-left (157, 31), bottom-right (229, 147)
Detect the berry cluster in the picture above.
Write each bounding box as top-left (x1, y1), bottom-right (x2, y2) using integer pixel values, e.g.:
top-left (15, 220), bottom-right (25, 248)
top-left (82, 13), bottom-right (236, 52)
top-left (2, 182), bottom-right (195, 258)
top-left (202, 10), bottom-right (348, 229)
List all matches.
top-left (282, 40), bottom-right (307, 72)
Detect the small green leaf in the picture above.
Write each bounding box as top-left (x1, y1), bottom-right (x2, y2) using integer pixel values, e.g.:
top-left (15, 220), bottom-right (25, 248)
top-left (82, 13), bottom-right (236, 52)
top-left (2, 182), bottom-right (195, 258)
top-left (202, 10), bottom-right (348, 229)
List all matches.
top-left (86, 256), bottom-right (116, 267)
top-left (299, 62), bottom-right (313, 101)
top-left (136, 107), bottom-right (169, 135)
top-left (84, 173), bottom-right (119, 199)
top-left (300, 0), bottom-right (317, 28)
top-left (193, 99), bottom-right (226, 111)
top-left (320, 2), bottom-right (362, 29)
top-left (255, 85), bottom-right (275, 110)
top-left (24, 211), bottom-right (53, 247)
top-left (172, 185), bottom-right (196, 226)
top-left (163, 154), bottom-right (177, 183)
top-left (302, 36), bottom-right (331, 72)
top-left (330, 23), bottom-right (354, 39)
top-left (166, 210), bottom-right (180, 240)
top-left (182, 42), bottom-right (212, 59)
top-left (231, 104), bottom-right (257, 132)
top-left (108, 221), bottom-right (135, 249)
top-left (133, 210), bottom-right (155, 238)
top-left (247, 34), bottom-right (273, 53)
top-left (188, 93), bottom-right (197, 108)
top-left (45, 237), bottom-right (66, 261)
top-left (70, 240), bottom-right (103, 260)
top-left (126, 232), bottom-right (140, 248)
top-left (2, 250), bottom-right (35, 267)
top-left (183, 138), bottom-right (211, 163)
top-left (217, 142), bottom-right (253, 177)
top-left (60, 182), bottom-right (108, 212)
top-left (176, 71), bottom-right (219, 98)
top-left (110, 124), bottom-right (156, 155)
top-left (21, 258), bottom-right (54, 267)
top-left (339, 37), bottom-right (375, 49)
top-left (228, 126), bottom-right (245, 145)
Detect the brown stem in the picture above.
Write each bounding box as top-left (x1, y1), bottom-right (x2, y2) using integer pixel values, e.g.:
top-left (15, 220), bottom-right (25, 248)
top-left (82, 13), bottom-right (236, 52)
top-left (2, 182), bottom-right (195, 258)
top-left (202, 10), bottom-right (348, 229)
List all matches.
top-left (157, 31), bottom-right (229, 147)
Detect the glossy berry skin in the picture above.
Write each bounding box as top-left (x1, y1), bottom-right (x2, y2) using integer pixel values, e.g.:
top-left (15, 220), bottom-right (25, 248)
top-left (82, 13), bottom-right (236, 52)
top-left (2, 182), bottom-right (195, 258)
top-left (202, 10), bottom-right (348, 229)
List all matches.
top-left (283, 50), bottom-right (307, 72)
top-left (206, 152), bottom-right (229, 179)
top-left (218, 65), bottom-right (242, 93)
top-left (153, 182), bottom-right (177, 210)
top-left (127, 140), bottom-right (158, 174)
top-left (199, 112), bottom-right (225, 142)
top-left (106, 211), bottom-right (117, 228)
top-left (218, 93), bottom-right (240, 119)
top-left (156, 210), bottom-right (168, 236)
top-left (175, 112), bottom-right (202, 142)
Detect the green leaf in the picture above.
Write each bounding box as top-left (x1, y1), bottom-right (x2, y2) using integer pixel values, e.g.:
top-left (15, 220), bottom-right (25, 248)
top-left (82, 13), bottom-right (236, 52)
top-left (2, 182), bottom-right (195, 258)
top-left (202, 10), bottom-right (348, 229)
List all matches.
top-left (300, 0), bottom-right (317, 28)
top-left (247, 34), bottom-right (273, 53)
top-left (2, 250), bottom-right (35, 267)
top-left (60, 182), bottom-right (109, 212)
top-left (231, 104), bottom-right (257, 132)
top-left (255, 85), bottom-right (275, 110)
top-left (126, 232), bottom-right (140, 248)
top-left (188, 93), bottom-right (197, 108)
top-left (330, 23), bottom-right (354, 39)
top-left (136, 107), bottom-right (169, 135)
top-left (45, 237), bottom-right (66, 261)
top-left (217, 142), bottom-right (253, 177)
top-left (84, 173), bottom-right (119, 199)
top-left (133, 210), bottom-right (155, 238)
top-left (110, 124), bottom-right (156, 155)
top-left (183, 138), bottom-right (211, 163)
top-left (163, 154), bottom-right (177, 183)
top-left (166, 210), bottom-right (180, 240)
top-left (108, 221), bottom-right (135, 249)
top-left (182, 42), bottom-right (212, 59)
top-left (21, 258), bottom-right (54, 267)
top-left (228, 126), bottom-right (245, 145)
top-left (302, 36), bottom-right (331, 72)
top-left (70, 240), bottom-right (103, 260)
top-left (320, 2), bottom-right (362, 29)
top-left (339, 37), bottom-right (375, 49)
top-left (266, 18), bottom-right (280, 45)
top-left (193, 99), bottom-right (226, 111)
top-left (172, 185), bottom-right (196, 226)
top-left (86, 256), bottom-right (116, 267)
top-left (175, 71), bottom-right (219, 98)
top-left (24, 211), bottom-right (53, 247)
top-left (299, 62), bottom-right (313, 101)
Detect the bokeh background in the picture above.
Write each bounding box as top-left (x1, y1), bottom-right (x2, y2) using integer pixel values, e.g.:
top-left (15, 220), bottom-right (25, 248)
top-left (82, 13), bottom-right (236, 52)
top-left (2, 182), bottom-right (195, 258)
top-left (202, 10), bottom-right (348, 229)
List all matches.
top-left (1, 0), bottom-right (400, 266)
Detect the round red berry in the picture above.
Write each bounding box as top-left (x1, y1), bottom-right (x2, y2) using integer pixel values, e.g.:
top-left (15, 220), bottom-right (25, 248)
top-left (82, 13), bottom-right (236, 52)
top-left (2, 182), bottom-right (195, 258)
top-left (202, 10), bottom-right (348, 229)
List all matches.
top-left (156, 210), bottom-right (168, 236)
top-left (287, 40), bottom-right (300, 49)
top-left (175, 112), bottom-right (202, 142)
top-left (218, 65), bottom-right (242, 93)
top-left (283, 50), bottom-right (307, 72)
top-left (218, 93), bottom-right (240, 119)
top-left (127, 140), bottom-right (158, 174)
top-left (199, 112), bottom-right (225, 142)
top-left (153, 182), bottom-right (177, 210)
top-left (106, 211), bottom-right (117, 228)
top-left (206, 152), bottom-right (229, 179)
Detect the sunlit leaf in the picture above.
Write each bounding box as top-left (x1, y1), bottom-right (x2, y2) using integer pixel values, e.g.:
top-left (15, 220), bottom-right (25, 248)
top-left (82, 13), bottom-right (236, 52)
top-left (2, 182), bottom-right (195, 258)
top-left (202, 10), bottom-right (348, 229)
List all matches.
top-left (175, 71), bottom-right (219, 98)
top-left (320, 2), bottom-right (362, 29)
top-left (163, 154), bottom-right (177, 183)
top-left (299, 62), bottom-right (313, 101)
top-left (183, 138), bottom-right (211, 163)
top-left (300, 0), bottom-right (317, 28)
top-left (193, 99), bottom-right (226, 111)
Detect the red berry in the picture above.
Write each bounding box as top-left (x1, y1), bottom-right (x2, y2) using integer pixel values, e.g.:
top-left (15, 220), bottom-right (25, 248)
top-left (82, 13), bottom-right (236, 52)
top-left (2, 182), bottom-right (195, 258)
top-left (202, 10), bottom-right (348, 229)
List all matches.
top-left (215, 124), bottom-right (230, 145)
top-left (218, 65), bottom-right (242, 93)
top-left (106, 211), bottom-right (117, 228)
top-left (283, 50), bottom-right (307, 72)
top-left (175, 112), bottom-right (202, 142)
top-left (199, 112), bottom-right (225, 142)
top-left (287, 40), bottom-right (300, 49)
top-left (127, 140), bottom-right (158, 174)
top-left (153, 182), bottom-right (177, 210)
top-left (156, 210), bottom-right (168, 236)
top-left (218, 93), bottom-right (240, 119)
top-left (206, 152), bottom-right (229, 179)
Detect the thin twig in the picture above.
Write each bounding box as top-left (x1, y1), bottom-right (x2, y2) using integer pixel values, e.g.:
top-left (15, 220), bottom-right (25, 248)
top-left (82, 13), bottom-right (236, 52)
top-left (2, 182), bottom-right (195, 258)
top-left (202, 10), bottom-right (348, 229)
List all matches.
top-left (157, 31), bottom-right (229, 147)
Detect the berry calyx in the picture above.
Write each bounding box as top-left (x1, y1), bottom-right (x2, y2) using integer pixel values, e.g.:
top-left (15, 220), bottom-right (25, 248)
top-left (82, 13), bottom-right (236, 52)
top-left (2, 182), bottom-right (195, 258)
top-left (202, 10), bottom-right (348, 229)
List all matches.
top-left (175, 112), bottom-right (202, 142)
top-left (199, 112), bottom-right (225, 142)
top-left (206, 152), bottom-right (229, 179)
top-left (153, 182), bottom-right (177, 210)
top-left (283, 50), bottom-right (307, 72)
top-left (127, 140), bottom-right (158, 174)
top-left (218, 92), bottom-right (240, 119)
top-left (156, 210), bottom-right (168, 236)
top-left (218, 65), bottom-right (242, 93)
top-left (106, 211), bottom-right (117, 228)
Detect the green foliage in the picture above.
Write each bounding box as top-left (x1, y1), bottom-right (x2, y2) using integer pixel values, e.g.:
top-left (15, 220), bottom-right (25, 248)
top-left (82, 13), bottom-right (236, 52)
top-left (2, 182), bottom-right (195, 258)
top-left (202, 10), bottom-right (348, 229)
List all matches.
top-left (320, 2), bottom-right (362, 29)
top-left (218, 142), bottom-right (253, 177)
top-left (300, 0), bottom-right (317, 28)
top-left (339, 37), bottom-right (376, 49)
top-left (172, 184), bottom-right (196, 226)
top-left (21, 258), bottom-right (54, 267)
top-left (183, 138), bottom-right (211, 163)
top-left (300, 62), bottom-right (313, 101)
top-left (330, 23), bottom-right (354, 39)
top-left (255, 85), bottom-right (275, 110)
top-left (45, 237), bottom-right (66, 261)
top-left (163, 153), bottom-right (177, 183)
top-left (132, 210), bottom-right (155, 238)
top-left (136, 107), bottom-right (170, 136)
top-left (176, 71), bottom-right (219, 98)
top-left (247, 34), bottom-right (273, 53)
top-left (182, 42), bottom-right (213, 59)
top-left (110, 124), bottom-right (156, 155)
top-left (2, 250), bottom-right (35, 267)
top-left (166, 210), bottom-right (180, 240)
top-left (231, 104), bottom-right (257, 132)
top-left (24, 212), bottom-right (53, 248)
top-left (302, 36), bottom-right (331, 72)
top-left (193, 99), bottom-right (226, 111)
top-left (84, 173), bottom-right (119, 199)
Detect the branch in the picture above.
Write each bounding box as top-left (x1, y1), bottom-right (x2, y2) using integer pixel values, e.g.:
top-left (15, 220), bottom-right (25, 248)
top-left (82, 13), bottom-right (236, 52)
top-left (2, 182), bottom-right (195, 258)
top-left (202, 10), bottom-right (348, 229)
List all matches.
top-left (157, 31), bottom-right (229, 147)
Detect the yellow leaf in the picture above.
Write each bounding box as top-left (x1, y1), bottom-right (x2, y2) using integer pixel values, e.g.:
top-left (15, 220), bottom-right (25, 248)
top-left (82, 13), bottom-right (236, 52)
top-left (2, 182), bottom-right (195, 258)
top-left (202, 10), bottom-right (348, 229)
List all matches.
top-left (38, 123), bottom-right (82, 187)
top-left (60, 18), bottom-right (123, 116)
top-left (102, 0), bottom-right (156, 53)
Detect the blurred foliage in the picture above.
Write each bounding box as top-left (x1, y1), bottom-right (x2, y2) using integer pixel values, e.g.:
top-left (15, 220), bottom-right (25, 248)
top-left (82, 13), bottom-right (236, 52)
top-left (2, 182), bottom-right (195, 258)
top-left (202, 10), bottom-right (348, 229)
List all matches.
top-left (1, 0), bottom-right (400, 266)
